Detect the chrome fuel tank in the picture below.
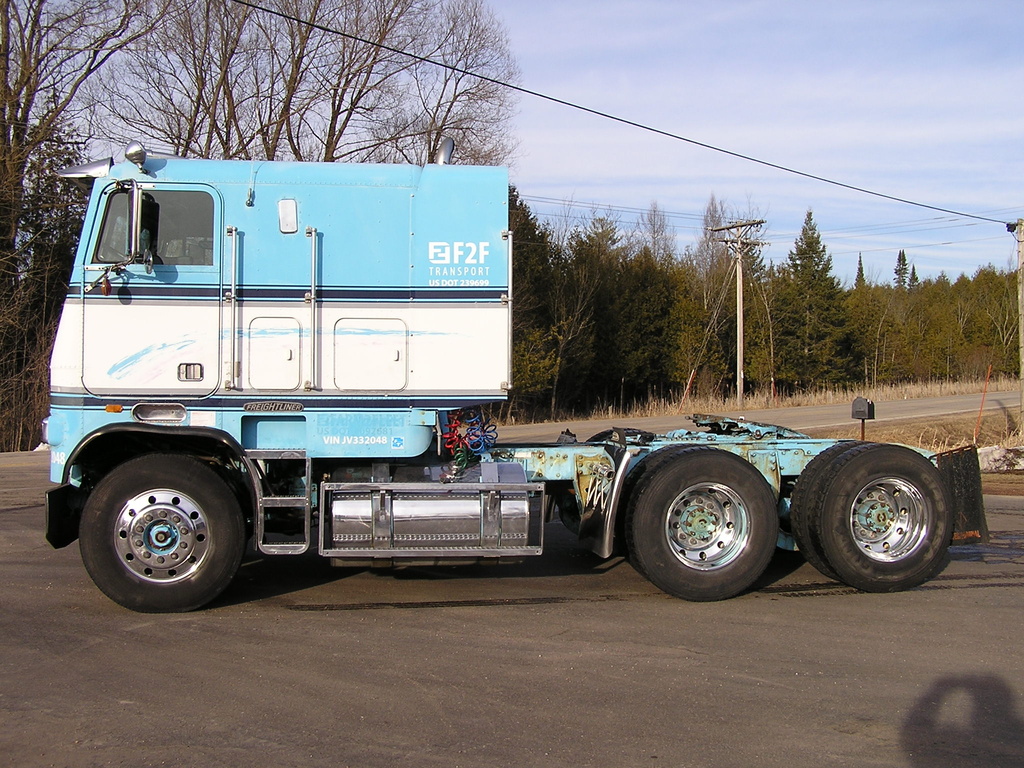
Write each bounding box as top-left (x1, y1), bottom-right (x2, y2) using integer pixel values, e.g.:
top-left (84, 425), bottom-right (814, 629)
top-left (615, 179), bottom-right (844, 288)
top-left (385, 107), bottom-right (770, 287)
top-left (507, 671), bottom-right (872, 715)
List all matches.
top-left (321, 463), bottom-right (544, 558)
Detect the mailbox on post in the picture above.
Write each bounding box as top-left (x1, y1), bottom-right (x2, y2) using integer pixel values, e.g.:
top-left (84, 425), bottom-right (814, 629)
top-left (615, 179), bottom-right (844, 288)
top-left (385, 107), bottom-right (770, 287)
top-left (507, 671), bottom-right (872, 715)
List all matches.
top-left (852, 396), bottom-right (875, 439)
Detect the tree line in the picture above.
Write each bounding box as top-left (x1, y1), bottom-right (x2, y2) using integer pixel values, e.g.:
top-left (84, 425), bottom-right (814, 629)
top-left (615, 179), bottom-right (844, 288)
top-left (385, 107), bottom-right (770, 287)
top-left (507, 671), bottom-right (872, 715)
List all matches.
top-left (505, 191), bottom-right (1018, 421)
top-left (0, 0), bottom-right (1016, 449)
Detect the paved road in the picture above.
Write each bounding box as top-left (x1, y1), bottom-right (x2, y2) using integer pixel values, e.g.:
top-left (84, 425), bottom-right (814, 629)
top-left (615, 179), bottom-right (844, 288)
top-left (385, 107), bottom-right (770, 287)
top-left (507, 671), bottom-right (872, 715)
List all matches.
top-left (497, 390), bottom-right (1020, 443)
top-left (2, 449), bottom-right (1024, 767)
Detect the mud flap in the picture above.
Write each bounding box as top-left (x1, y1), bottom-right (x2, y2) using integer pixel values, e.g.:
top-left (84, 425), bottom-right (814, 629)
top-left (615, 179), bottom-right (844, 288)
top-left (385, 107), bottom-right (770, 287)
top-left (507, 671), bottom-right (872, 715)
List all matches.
top-left (45, 484), bottom-right (83, 549)
top-left (935, 446), bottom-right (988, 545)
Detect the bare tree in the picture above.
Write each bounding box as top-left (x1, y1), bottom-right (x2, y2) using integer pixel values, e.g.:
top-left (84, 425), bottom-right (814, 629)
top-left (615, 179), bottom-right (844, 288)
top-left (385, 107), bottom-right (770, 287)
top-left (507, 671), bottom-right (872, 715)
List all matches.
top-left (372, 0), bottom-right (519, 165)
top-left (684, 194), bottom-right (731, 311)
top-left (101, 0), bottom-right (519, 164)
top-left (635, 201), bottom-right (676, 264)
top-left (0, 0), bottom-right (157, 450)
top-left (1, 0), bottom-right (155, 278)
top-left (546, 250), bottom-right (598, 419)
top-left (98, 0), bottom-right (270, 158)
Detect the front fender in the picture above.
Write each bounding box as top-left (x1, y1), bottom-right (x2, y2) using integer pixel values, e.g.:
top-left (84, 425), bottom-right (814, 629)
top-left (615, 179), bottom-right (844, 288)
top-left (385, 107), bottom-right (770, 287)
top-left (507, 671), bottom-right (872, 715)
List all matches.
top-left (48, 423), bottom-right (253, 548)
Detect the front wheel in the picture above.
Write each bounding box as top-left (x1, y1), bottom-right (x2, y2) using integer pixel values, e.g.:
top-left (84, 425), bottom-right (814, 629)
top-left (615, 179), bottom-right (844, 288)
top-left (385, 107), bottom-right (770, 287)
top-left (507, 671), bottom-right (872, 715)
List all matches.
top-left (812, 444), bottom-right (953, 592)
top-left (79, 454), bottom-right (246, 612)
top-left (626, 447), bottom-right (778, 601)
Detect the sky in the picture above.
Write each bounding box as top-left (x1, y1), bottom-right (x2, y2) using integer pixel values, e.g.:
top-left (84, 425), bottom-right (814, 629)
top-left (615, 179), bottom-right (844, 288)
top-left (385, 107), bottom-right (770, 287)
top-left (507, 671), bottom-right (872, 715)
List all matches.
top-left (495, 0), bottom-right (1024, 284)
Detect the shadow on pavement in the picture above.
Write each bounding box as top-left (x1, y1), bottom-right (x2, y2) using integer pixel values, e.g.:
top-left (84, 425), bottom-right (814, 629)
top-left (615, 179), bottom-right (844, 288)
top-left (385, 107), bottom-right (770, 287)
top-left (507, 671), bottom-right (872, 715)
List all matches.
top-left (210, 522), bottom-right (638, 609)
top-left (211, 525), bottom-right (818, 610)
top-left (752, 549), bottom-right (809, 591)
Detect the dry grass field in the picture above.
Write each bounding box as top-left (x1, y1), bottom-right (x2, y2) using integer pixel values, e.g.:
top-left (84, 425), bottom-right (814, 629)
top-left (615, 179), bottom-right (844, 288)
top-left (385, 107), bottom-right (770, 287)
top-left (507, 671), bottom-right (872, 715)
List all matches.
top-left (803, 411), bottom-right (1017, 453)
top-left (801, 411), bottom-right (1024, 496)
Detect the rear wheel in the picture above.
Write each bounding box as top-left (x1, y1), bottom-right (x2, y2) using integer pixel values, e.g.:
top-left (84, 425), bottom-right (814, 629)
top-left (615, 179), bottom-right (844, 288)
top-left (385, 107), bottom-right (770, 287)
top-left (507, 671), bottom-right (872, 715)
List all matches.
top-left (79, 454), bottom-right (246, 612)
top-left (789, 441), bottom-right (864, 580)
top-left (627, 448), bottom-right (778, 601)
top-left (812, 444), bottom-right (952, 592)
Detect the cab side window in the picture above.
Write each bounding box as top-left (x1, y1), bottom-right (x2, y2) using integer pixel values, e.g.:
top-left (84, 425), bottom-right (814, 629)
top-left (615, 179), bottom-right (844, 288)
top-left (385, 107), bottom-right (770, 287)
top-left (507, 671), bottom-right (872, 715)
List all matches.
top-left (91, 188), bottom-right (215, 266)
top-left (141, 190), bottom-right (215, 267)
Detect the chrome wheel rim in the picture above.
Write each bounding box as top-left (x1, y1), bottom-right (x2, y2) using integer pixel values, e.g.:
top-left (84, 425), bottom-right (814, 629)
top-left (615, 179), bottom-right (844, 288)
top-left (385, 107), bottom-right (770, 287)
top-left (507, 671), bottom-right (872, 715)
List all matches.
top-left (664, 482), bottom-right (750, 570)
top-left (113, 489), bottom-right (210, 583)
top-left (849, 477), bottom-right (929, 562)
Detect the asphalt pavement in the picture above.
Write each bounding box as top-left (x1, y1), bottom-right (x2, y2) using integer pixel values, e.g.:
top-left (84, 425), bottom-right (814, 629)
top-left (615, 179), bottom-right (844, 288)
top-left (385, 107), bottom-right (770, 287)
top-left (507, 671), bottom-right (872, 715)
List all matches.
top-left (2, 449), bottom-right (1023, 768)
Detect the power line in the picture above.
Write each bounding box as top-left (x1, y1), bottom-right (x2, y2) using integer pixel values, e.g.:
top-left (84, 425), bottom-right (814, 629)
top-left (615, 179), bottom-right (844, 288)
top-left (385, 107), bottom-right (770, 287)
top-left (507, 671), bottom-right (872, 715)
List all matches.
top-left (521, 195), bottom-right (707, 231)
top-left (826, 222), bottom-right (981, 242)
top-left (786, 221), bottom-right (982, 243)
top-left (522, 195), bottom-right (706, 222)
top-left (525, 191), bottom-right (1003, 251)
top-left (830, 235), bottom-right (1007, 256)
top-left (230, 0), bottom-right (1011, 227)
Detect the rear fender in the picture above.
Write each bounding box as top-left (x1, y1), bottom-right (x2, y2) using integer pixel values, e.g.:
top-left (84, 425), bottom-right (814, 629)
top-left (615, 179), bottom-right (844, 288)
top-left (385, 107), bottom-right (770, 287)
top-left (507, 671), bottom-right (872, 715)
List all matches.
top-left (577, 446), bottom-right (632, 558)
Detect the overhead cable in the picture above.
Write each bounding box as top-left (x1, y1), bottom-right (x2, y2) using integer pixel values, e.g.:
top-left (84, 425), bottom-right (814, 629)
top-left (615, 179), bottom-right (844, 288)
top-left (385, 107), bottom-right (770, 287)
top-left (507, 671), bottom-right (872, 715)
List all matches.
top-left (230, 0), bottom-right (1010, 226)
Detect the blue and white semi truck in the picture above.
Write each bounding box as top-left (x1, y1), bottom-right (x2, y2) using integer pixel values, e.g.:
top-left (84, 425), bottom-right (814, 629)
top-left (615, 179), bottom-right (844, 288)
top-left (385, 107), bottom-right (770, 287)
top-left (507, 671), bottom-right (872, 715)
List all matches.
top-left (43, 141), bottom-right (985, 612)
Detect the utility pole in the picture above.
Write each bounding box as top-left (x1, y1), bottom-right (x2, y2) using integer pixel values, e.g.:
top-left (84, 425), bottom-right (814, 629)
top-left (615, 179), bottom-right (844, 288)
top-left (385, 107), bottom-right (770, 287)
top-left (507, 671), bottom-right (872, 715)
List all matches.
top-left (1013, 218), bottom-right (1024, 425)
top-left (710, 220), bottom-right (766, 408)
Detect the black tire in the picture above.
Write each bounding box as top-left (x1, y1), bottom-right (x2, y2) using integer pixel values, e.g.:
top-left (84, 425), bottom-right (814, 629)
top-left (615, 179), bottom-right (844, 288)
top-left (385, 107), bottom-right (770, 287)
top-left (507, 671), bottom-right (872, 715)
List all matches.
top-left (626, 447), bottom-right (778, 601)
top-left (789, 441), bottom-right (865, 581)
top-left (79, 454), bottom-right (246, 612)
top-left (812, 444), bottom-right (953, 592)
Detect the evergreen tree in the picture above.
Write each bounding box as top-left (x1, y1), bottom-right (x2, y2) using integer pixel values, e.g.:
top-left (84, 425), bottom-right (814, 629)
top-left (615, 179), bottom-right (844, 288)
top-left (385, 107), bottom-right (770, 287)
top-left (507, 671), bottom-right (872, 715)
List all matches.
top-left (1, 129), bottom-right (87, 449)
top-left (969, 265), bottom-right (1019, 375)
top-left (506, 187), bottom-right (557, 418)
top-left (774, 210), bottom-right (852, 388)
top-left (500, 197), bottom-right (1024, 417)
top-left (846, 280), bottom-right (891, 386)
top-left (600, 244), bottom-right (675, 408)
top-left (894, 249), bottom-right (909, 288)
top-left (746, 259), bottom-right (782, 398)
top-left (547, 217), bottom-right (620, 416)
top-left (855, 254), bottom-right (866, 289)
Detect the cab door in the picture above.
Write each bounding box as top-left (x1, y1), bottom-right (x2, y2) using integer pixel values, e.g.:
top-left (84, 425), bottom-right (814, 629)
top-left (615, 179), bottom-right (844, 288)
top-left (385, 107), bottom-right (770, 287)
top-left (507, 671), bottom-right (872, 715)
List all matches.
top-left (81, 182), bottom-right (223, 399)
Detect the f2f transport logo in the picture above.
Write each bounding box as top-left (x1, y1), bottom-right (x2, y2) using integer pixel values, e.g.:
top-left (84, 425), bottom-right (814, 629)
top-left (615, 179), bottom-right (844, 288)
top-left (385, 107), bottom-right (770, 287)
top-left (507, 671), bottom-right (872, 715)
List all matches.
top-left (427, 241), bottom-right (492, 287)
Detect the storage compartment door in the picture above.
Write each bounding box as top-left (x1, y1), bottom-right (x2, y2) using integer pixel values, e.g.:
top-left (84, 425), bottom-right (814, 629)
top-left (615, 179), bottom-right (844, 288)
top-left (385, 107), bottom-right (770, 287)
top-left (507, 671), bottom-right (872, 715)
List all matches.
top-left (334, 318), bottom-right (408, 391)
top-left (248, 317), bottom-right (301, 390)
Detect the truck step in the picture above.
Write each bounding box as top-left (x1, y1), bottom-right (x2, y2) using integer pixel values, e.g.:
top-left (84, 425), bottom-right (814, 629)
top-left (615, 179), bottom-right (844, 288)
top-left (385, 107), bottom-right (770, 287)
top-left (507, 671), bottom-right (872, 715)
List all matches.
top-left (260, 496), bottom-right (307, 508)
